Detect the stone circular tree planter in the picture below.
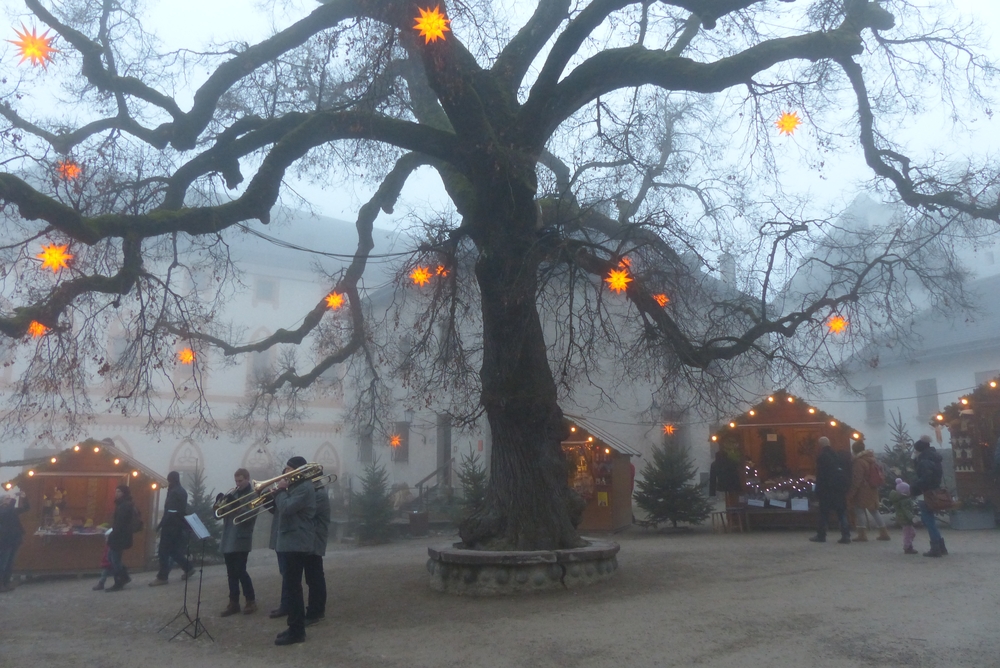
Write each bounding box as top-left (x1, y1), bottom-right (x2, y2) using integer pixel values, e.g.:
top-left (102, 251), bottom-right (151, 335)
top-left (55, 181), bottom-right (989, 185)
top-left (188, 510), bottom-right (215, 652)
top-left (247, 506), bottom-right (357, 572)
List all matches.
top-left (427, 539), bottom-right (620, 595)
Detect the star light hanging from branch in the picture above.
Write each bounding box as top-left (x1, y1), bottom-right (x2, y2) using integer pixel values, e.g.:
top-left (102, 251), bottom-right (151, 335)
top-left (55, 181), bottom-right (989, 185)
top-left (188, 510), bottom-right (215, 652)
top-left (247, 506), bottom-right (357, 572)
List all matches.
top-left (662, 423), bottom-right (676, 436)
top-left (605, 268), bottom-right (632, 293)
top-left (653, 293), bottom-right (669, 307)
top-left (8, 25), bottom-right (58, 67)
top-left (389, 434), bottom-right (402, 447)
top-left (55, 159), bottom-right (81, 181)
top-left (325, 292), bottom-right (345, 310)
top-left (177, 348), bottom-right (196, 364)
top-left (27, 321), bottom-right (49, 338)
top-left (413, 5), bottom-right (451, 43)
top-left (36, 243), bottom-right (72, 272)
top-left (826, 314), bottom-right (848, 333)
top-left (775, 111), bottom-right (801, 136)
top-left (410, 266), bottom-right (432, 287)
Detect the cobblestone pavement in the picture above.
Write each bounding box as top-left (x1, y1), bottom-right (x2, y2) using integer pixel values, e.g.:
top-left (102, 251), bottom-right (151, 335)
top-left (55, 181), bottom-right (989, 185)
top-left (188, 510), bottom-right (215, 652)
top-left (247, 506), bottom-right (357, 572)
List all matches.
top-left (1, 526), bottom-right (996, 668)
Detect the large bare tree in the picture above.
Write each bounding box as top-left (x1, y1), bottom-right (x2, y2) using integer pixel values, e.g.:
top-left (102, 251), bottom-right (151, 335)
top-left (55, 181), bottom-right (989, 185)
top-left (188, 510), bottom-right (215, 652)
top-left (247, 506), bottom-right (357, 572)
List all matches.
top-left (2, 0), bottom-right (999, 549)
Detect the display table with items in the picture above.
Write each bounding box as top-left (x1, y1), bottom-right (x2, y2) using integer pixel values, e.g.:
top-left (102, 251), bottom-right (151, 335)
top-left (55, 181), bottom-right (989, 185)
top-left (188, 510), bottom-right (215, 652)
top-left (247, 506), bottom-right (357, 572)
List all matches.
top-left (2, 439), bottom-right (166, 576)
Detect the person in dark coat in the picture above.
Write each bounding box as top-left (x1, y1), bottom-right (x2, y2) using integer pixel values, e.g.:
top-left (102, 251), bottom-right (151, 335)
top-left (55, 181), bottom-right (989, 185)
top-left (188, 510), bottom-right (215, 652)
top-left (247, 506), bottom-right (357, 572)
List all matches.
top-left (709, 450), bottom-right (742, 508)
top-left (908, 435), bottom-right (948, 558)
top-left (304, 482), bottom-right (330, 626)
top-left (0, 491), bottom-right (30, 593)
top-left (149, 470), bottom-right (194, 585)
top-left (273, 456), bottom-right (316, 646)
top-left (809, 437), bottom-right (852, 544)
top-left (105, 484), bottom-right (136, 592)
top-left (215, 467), bottom-right (258, 616)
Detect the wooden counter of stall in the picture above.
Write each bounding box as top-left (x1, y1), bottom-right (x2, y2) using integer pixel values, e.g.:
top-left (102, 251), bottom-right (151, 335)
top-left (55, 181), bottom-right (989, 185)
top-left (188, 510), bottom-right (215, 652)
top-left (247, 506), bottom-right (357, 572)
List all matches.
top-left (711, 390), bottom-right (863, 531)
top-left (2, 439), bottom-right (166, 577)
top-left (561, 415), bottom-right (642, 533)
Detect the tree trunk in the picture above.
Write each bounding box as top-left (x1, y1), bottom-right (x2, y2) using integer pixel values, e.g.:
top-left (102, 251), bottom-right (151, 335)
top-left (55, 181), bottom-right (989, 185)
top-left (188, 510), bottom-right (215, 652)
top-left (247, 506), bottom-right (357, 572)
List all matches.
top-left (458, 206), bottom-right (586, 551)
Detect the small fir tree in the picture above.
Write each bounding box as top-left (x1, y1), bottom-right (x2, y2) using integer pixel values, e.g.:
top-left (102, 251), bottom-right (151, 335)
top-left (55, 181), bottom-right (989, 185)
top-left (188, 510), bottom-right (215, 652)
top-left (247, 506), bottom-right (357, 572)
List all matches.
top-left (456, 448), bottom-right (488, 520)
top-left (186, 466), bottom-right (221, 553)
top-left (352, 456), bottom-right (394, 544)
top-left (880, 410), bottom-right (917, 504)
top-left (634, 443), bottom-right (714, 529)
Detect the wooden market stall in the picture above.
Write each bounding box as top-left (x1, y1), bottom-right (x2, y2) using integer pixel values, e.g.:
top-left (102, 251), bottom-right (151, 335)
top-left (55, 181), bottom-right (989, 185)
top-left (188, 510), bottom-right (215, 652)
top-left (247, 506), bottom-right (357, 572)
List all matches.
top-left (2, 438), bottom-right (166, 576)
top-left (937, 375), bottom-right (1000, 514)
top-left (562, 415), bottom-right (640, 532)
top-left (710, 390), bottom-right (863, 530)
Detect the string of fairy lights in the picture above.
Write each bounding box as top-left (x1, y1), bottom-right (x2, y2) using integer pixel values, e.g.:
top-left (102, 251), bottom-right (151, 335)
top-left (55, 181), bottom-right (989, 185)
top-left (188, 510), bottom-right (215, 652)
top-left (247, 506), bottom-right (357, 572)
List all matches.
top-left (2, 441), bottom-right (161, 494)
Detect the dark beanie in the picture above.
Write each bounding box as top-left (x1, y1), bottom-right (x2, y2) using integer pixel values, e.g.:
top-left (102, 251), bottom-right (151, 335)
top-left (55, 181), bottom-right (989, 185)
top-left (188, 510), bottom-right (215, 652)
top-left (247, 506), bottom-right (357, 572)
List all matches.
top-left (287, 456), bottom-right (308, 469)
top-left (116, 483), bottom-right (132, 498)
top-left (913, 438), bottom-right (930, 452)
top-left (167, 470), bottom-right (181, 485)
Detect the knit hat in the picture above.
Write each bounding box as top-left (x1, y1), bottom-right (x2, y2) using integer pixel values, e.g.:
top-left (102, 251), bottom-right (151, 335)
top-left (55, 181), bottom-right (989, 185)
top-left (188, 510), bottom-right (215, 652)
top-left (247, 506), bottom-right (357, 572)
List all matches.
top-left (913, 437), bottom-right (930, 452)
top-left (286, 456), bottom-right (308, 469)
top-left (895, 478), bottom-right (910, 495)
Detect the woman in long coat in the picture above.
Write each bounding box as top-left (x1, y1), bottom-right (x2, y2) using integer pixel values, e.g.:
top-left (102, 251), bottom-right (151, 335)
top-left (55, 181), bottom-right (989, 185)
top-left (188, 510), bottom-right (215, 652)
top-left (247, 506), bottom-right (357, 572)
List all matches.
top-left (847, 441), bottom-right (890, 541)
top-left (105, 484), bottom-right (136, 592)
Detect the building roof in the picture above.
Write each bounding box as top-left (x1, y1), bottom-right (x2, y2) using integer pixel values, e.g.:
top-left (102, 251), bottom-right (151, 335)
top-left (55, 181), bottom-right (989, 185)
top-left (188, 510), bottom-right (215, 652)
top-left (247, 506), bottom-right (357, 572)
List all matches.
top-left (710, 389), bottom-right (864, 445)
top-left (1, 438), bottom-right (168, 491)
top-left (564, 414), bottom-right (643, 457)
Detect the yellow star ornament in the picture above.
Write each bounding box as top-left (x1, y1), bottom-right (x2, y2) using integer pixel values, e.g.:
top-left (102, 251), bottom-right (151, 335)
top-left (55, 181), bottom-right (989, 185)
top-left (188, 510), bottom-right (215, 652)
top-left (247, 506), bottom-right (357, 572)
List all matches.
top-left (8, 25), bottom-right (59, 67)
top-left (775, 111), bottom-right (801, 136)
top-left (827, 315), bottom-right (848, 334)
top-left (37, 243), bottom-right (73, 272)
top-left (27, 321), bottom-right (49, 338)
top-left (410, 266), bottom-right (432, 287)
top-left (414, 5), bottom-right (450, 44)
top-left (605, 268), bottom-right (632, 293)
top-left (325, 292), bottom-right (345, 310)
top-left (177, 348), bottom-right (196, 364)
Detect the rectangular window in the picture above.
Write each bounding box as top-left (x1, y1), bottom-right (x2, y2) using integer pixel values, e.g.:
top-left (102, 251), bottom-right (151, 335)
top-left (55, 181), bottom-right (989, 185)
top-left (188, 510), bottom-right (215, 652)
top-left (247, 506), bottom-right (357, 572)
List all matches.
top-left (391, 421), bottom-right (410, 463)
top-left (254, 277), bottom-right (278, 304)
top-left (975, 370), bottom-right (1000, 387)
top-left (357, 428), bottom-right (373, 464)
top-left (915, 378), bottom-right (939, 420)
top-left (864, 385), bottom-right (885, 424)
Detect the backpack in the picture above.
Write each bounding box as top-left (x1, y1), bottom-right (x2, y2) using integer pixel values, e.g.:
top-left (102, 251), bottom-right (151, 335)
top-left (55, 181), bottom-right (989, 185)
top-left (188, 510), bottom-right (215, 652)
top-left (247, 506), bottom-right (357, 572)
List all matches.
top-left (131, 505), bottom-right (144, 533)
top-left (866, 459), bottom-right (886, 488)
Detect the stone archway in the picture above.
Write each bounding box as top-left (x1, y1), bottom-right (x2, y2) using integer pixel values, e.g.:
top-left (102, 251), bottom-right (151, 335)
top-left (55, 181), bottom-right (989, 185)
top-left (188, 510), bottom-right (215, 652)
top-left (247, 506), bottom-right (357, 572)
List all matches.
top-left (241, 443), bottom-right (277, 482)
top-left (169, 439), bottom-right (204, 485)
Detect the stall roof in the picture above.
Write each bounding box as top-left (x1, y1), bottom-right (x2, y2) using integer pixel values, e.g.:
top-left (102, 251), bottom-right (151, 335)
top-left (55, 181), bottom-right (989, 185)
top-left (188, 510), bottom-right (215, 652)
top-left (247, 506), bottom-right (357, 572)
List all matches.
top-left (564, 414), bottom-right (642, 457)
top-left (1, 438), bottom-right (168, 489)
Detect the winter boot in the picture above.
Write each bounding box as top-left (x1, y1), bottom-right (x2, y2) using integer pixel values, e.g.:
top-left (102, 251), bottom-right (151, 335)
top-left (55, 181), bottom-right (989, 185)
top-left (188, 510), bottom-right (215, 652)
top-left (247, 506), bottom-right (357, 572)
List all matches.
top-left (106, 577), bottom-right (126, 592)
top-left (220, 599), bottom-right (241, 617)
top-left (808, 534), bottom-right (826, 543)
top-left (837, 532), bottom-right (852, 544)
top-left (243, 599), bottom-right (258, 615)
top-left (938, 537), bottom-right (948, 556)
top-left (854, 528), bottom-right (868, 542)
top-left (922, 540), bottom-right (943, 558)
top-left (877, 527), bottom-right (891, 541)
top-left (903, 546), bottom-right (918, 555)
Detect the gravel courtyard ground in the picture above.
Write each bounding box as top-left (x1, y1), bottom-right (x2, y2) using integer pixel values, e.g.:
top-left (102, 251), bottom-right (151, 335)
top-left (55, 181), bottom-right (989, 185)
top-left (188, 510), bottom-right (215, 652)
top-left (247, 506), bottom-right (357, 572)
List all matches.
top-left (1, 526), bottom-right (996, 668)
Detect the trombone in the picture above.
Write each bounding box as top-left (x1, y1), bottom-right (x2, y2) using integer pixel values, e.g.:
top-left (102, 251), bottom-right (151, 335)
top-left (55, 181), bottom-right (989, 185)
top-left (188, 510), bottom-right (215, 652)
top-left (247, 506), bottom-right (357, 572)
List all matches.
top-left (232, 473), bottom-right (336, 525)
top-left (214, 463), bottom-right (331, 521)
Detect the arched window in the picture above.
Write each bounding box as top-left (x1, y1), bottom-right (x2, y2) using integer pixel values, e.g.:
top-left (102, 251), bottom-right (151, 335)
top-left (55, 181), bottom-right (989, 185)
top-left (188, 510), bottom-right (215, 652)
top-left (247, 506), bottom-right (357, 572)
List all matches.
top-left (313, 442), bottom-right (341, 479)
top-left (169, 439), bottom-right (205, 485)
top-left (241, 443), bottom-right (277, 482)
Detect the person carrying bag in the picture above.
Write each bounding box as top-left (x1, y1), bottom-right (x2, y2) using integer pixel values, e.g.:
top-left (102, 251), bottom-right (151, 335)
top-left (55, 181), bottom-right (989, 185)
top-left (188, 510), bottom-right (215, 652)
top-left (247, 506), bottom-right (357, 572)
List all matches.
top-left (907, 436), bottom-right (950, 558)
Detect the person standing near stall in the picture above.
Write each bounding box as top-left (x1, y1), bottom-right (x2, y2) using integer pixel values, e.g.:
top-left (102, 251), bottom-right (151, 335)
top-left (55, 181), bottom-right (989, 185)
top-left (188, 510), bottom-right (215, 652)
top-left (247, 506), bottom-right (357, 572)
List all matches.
top-left (105, 484), bottom-right (136, 592)
top-left (847, 440), bottom-right (890, 542)
top-left (0, 491), bottom-right (30, 593)
top-left (273, 456), bottom-right (316, 646)
top-left (304, 480), bottom-right (330, 626)
top-left (149, 470), bottom-right (194, 585)
top-left (216, 468), bottom-right (258, 616)
top-left (809, 437), bottom-right (852, 544)
top-left (908, 435), bottom-right (948, 558)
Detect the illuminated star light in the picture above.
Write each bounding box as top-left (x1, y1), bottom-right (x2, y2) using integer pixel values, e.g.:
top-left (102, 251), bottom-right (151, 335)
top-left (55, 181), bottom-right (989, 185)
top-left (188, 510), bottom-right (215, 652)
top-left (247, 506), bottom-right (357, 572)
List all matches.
top-left (8, 25), bottom-right (59, 67)
top-left (177, 348), bottom-right (196, 364)
top-left (653, 293), bottom-right (669, 307)
top-left (27, 321), bottom-right (49, 338)
top-left (775, 111), bottom-right (802, 136)
top-left (389, 434), bottom-right (402, 447)
top-left (410, 266), bottom-right (432, 287)
top-left (55, 159), bottom-right (82, 181)
top-left (662, 424), bottom-right (676, 436)
top-left (413, 5), bottom-right (451, 43)
top-left (36, 243), bottom-right (73, 272)
top-left (435, 265), bottom-right (448, 277)
top-left (605, 268), bottom-right (632, 293)
top-left (325, 292), bottom-right (345, 310)
top-left (827, 315), bottom-right (848, 333)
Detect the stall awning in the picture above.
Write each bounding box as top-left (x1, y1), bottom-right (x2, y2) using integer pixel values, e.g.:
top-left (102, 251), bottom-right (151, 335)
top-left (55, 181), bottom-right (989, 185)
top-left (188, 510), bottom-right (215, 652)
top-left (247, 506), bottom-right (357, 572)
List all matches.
top-left (563, 414), bottom-right (642, 457)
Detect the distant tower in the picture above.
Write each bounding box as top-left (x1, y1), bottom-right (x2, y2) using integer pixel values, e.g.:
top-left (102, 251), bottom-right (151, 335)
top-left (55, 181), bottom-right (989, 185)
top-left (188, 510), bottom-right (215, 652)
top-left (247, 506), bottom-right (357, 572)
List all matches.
top-left (719, 252), bottom-right (736, 287)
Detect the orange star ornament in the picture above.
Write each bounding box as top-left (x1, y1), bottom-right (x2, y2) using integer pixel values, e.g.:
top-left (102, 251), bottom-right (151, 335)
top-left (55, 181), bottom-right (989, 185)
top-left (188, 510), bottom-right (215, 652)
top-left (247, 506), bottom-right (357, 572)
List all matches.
top-left (826, 315), bottom-right (848, 334)
top-left (605, 268), bottom-right (632, 293)
top-left (775, 111), bottom-right (801, 136)
top-left (177, 348), bottom-right (196, 364)
top-left (410, 266), bottom-right (432, 287)
top-left (55, 159), bottom-right (82, 181)
top-left (27, 321), bottom-right (49, 338)
top-left (389, 434), bottom-right (402, 447)
top-left (653, 293), bottom-right (669, 307)
top-left (8, 25), bottom-right (59, 67)
top-left (662, 423), bottom-right (676, 436)
top-left (37, 243), bottom-right (72, 272)
top-left (325, 292), bottom-right (345, 310)
top-left (413, 5), bottom-right (450, 43)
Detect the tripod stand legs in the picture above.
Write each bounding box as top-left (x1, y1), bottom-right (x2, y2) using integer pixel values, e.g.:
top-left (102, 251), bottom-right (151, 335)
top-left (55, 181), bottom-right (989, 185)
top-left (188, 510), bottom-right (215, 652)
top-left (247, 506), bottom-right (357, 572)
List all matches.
top-left (161, 538), bottom-right (214, 641)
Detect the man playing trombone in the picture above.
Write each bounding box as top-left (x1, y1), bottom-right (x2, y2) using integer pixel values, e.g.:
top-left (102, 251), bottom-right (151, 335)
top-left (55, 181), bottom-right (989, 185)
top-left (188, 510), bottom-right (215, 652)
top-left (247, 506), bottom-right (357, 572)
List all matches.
top-left (272, 456), bottom-right (316, 646)
top-left (215, 468), bottom-right (257, 616)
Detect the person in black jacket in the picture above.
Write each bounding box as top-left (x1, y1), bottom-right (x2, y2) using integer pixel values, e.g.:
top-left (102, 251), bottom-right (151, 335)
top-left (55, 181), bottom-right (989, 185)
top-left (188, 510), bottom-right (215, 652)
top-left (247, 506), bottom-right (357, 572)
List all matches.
top-left (709, 450), bottom-right (742, 508)
top-left (908, 436), bottom-right (948, 558)
top-left (149, 471), bottom-right (194, 585)
top-left (105, 484), bottom-right (136, 592)
top-left (809, 437), bottom-right (852, 544)
top-left (0, 491), bottom-right (30, 592)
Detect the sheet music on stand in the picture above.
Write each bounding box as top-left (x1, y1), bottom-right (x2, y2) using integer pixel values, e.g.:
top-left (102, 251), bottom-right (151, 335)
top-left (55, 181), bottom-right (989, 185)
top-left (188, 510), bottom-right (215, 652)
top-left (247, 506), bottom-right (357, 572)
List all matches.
top-left (185, 513), bottom-right (211, 539)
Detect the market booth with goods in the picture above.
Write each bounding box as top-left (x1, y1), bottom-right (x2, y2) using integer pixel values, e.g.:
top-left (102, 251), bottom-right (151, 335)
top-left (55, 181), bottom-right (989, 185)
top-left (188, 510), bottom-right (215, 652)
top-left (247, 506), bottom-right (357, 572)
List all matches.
top-left (562, 415), bottom-right (640, 532)
top-left (711, 390), bottom-right (863, 530)
top-left (2, 438), bottom-right (166, 576)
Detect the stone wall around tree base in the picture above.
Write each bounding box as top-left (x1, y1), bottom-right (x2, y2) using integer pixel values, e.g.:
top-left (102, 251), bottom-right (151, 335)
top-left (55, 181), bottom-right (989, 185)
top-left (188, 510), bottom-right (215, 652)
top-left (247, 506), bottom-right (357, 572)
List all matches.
top-left (426, 539), bottom-right (620, 595)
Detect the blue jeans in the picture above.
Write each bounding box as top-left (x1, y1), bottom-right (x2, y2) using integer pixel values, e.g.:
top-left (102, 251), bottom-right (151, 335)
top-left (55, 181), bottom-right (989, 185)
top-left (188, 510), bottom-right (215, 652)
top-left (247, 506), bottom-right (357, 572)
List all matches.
top-left (0, 538), bottom-right (22, 586)
top-left (108, 548), bottom-right (125, 578)
top-left (918, 501), bottom-right (942, 543)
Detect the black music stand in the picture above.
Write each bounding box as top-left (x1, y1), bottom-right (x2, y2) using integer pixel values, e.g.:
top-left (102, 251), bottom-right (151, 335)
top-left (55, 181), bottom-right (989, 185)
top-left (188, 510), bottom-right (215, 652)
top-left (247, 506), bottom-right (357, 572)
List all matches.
top-left (160, 513), bottom-right (214, 642)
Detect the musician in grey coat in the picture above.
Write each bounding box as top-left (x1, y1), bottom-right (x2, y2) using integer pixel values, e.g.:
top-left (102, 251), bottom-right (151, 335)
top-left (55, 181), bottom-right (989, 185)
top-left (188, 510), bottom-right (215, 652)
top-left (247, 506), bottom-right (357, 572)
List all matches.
top-left (272, 456), bottom-right (316, 646)
top-left (304, 484), bottom-right (329, 625)
top-left (216, 468), bottom-right (257, 616)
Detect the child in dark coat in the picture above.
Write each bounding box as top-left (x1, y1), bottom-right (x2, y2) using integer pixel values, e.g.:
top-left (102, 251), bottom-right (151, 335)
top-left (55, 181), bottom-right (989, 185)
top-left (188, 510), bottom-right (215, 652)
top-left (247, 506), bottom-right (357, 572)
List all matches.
top-left (888, 478), bottom-right (917, 555)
